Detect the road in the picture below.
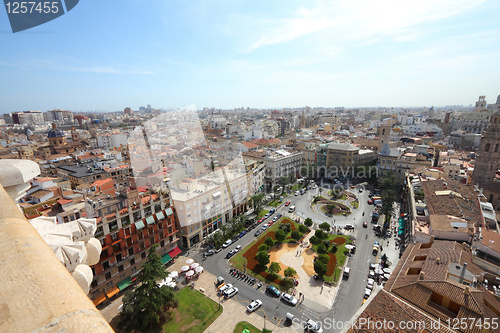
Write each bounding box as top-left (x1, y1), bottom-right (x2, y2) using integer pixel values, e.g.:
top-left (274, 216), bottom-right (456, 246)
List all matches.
top-left (198, 180), bottom-right (384, 332)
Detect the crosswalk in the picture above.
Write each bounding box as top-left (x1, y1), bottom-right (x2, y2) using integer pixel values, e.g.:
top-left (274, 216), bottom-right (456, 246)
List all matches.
top-left (299, 305), bottom-right (321, 322)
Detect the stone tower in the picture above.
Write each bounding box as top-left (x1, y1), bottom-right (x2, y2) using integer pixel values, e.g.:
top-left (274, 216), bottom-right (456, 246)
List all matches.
top-left (474, 96), bottom-right (488, 112)
top-left (378, 124), bottom-right (391, 151)
top-left (472, 112), bottom-right (500, 186)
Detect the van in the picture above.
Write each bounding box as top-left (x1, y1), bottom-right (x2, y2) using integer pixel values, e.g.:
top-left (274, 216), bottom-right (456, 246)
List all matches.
top-left (288, 206), bottom-right (295, 213)
top-left (372, 246), bottom-right (379, 256)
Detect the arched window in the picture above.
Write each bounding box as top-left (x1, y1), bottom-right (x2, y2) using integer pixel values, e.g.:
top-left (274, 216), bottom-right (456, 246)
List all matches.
top-left (485, 143), bottom-right (490, 152)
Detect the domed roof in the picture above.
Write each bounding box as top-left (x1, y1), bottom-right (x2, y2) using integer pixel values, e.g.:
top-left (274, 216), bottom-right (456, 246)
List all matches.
top-left (47, 123), bottom-right (64, 138)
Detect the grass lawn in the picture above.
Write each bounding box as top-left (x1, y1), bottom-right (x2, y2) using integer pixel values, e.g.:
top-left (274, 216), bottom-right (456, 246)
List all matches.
top-left (163, 287), bottom-right (222, 333)
top-left (268, 200), bottom-right (281, 207)
top-left (291, 184), bottom-right (303, 191)
top-left (257, 210), bottom-right (269, 218)
top-left (351, 201), bottom-right (359, 209)
top-left (234, 321), bottom-right (262, 333)
top-left (311, 234), bottom-right (352, 284)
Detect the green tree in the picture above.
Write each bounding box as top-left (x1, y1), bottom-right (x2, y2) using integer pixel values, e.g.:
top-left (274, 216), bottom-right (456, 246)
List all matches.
top-left (288, 173), bottom-right (296, 185)
top-left (319, 222), bottom-right (331, 232)
top-left (275, 229), bottom-right (286, 243)
top-left (318, 253), bottom-right (330, 264)
top-left (315, 229), bottom-right (327, 240)
top-left (330, 244), bottom-right (338, 253)
top-left (119, 244), bottom-right (176, 332)
top-left (251, 193), bottom-right (265, 216)
top-left (325, 203), bottom-right (336, 214)
top-left (317, 244), bottom-right (327, 254)
top-left (314, 260), bottom-right (327, 278)
top-left (318, 186), bottom-right (323, 197)
top-left (265, 237), bottom-right (275, 248)
top-left (258, 244), bottom-right (268, 252)
top-left (269, 262), bottom-right (281, 275)
top-left (284, 267), bottom-right (297, 278)
top-left (304, 218), bottom-right (313, 227)
top-left (309, 235), bottom-right (320, 245)
top-left (299, 224), bottom-right (308, 233)
top-left (291, 230), bottom-right (301, 241)
top-left (256, 251), bottom-right (270, 266)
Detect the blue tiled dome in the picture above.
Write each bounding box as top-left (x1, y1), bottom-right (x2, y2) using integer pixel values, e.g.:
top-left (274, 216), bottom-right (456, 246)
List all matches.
top-left (47, 124), bottom-right (64, 138)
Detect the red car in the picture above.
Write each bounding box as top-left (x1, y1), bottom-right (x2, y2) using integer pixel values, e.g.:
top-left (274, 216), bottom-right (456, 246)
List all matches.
top-left (258, 218), bottom-right (264, 223)
top-left (285, 201), bottom-right (291, 206)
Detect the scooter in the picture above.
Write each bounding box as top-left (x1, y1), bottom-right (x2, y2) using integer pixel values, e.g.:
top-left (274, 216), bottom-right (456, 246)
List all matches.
top-left (257, 282), bottom-right (262, 289)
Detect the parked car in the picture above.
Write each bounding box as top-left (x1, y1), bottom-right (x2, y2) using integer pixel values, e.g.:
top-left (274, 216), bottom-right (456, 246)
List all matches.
top-left (262, 224), bottom-right (268, 230)
top-left (306, 319), bottom-right (323, 333)
top-left (247, 299), bottom-right (262, 312)
top-left (344, 224), bottom-right (355, 230)
top-left (295, 191), bottom-right (300, 196)
top-left (288, 206), bottom-right (296, 213)
top-left (266, 285), bottom-right (281, 297)
top-left (285, 201), bottom-right (291, 206)
top-left (301, 189), bottom-right (305, 195)
top-left (234, 245), bottom-right (242, 252)
top-left (343, 267), bottom-right (350, 279)
top-left (238, 230), bottom-right (247, 237)
top-left (226, 250), bottom-right (236, 259)
top-left (281, 293), bottom-right (297, 306)
top-left (215, 247), bottom-right (222, 253)
top-left (204, 250), bottom-right (215, 256)
top-left (270, 208), bottom-right (276, 214)
top-left (265, 213), bottom-right (271, 219)
top-left (373, 225), bottom-right (381, 231)
top-left (364, 288), bottom-right (372, 299)
top-left (218, 283), bottom-right (233, 295)
top-left (276, 213), bottom-right (282, 219)
top-left (224, 287), bottom-right (238, 299)
top-left (255, 229), bottom-right (263, 237)
top-left (222, 239), bottom-right (232, 248)
top-left (367, 200), bottom-right (373, 205)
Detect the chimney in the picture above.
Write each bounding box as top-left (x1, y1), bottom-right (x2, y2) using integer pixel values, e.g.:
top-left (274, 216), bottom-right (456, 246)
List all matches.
top-left (459, 263), bottom-right (468, 284)
top-left (436, 257), bottom-right (440, 265)
top-left (464, 286), bottom-right (470, 295)
top-left (419, 271), bottom-right (425, 280)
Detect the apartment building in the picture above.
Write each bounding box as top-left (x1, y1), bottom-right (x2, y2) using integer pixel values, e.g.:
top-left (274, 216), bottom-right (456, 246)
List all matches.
top-left (89, 186), bottom-right (180, 306)
top-left (243, 148), bottom-right (302, 187)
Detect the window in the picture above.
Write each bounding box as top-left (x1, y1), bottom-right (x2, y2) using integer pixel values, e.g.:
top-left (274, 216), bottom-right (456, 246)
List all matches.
top-left (105, 272), bottom-right (111, 280)
top-left (414, 255), bottom-right (427, 261)
top-left (141, 252), bottom-right (146, 259)
top-left (485, 143), bottom-right (490, 152)
top-left (128, 247), bottom-right (134, 256)
top-left (406, 267), bottom-right (422, 275)
top-left (111, 232), bottom-right (118, 241)
top-left (103, 261), bottom-right (110, 270)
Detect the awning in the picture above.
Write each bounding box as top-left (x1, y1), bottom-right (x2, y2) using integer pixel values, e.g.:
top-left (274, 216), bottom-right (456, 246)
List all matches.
top-left (92, 294), bottom-right (107, 306)
top-left (146, 216), bottom-right (155, 225)
top-left (168, 246), bottom-right (182, 258)
top-left (212, 191), bottom-right (221, 197)
top-left (117, 277), bottom-right (132, 291)
top-left (135, 220), bottom-right (145, 231)
top-left (156, 211), bottom-right (165, 220)
top-left (165, 207), bottom-right (173, 216)
top-left (161, 253), bottom-right (172, 265)
top-left (105, 286), bottom-right (120, 299)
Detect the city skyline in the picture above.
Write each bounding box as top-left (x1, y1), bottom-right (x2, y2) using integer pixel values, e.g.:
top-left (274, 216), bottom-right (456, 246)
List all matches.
top-left (1, 0), bottom-right (500, 113)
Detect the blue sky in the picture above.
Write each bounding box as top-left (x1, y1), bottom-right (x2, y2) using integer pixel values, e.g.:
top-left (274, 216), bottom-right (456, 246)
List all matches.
top-left (1, 0), bottom-right (499, 113)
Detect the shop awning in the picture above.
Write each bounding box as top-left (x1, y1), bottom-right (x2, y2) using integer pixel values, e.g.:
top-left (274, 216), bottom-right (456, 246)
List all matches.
top-left (161, 253), bottom-right (172, 265)
top-left (146, 216), bottom-right (155, 225)
top-left (156, 211), bottom-right (165, 220)
top-left (105, 286), bottom-right (120, 299)
top-left (117, 277), bottom-right (132, 291)
top-left (135, 220), bottom-right (145, 231)
top-left (92, 294), bottom-right (107, 306)
top-left (168, 246), bottom-right (182, 258)
top-left (165, 207), bottom-right (173, 216)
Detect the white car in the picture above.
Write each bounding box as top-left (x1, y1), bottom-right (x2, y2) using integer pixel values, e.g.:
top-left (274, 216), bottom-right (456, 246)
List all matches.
top-left (234, 245), bottom-right (242, 252)
top-left (218, 283), bottom-right (233, 295)
top-left (246, 299), bottom-right (262, 312)
top-left (295, 191), bottom-right (300, 196)
top-left (222, 239), bottom-right (232, 248)
top-left (281, 293), bottom-right (297, 306)
top-left (364, 288), bottom-right (372, 299)
top-left (224, 287), bottom-right (238, 299)
top-left (306, 319), bottom-right (323, 333)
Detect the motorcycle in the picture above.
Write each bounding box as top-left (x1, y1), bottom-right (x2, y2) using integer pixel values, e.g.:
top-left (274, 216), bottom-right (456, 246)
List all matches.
top-left (365, 234), bottom-right (368, 240)
top-left (257, 282), bottom-right (262, 289)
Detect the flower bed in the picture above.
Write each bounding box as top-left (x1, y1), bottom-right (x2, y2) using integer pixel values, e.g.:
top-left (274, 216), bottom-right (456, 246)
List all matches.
top-left (242, 218), bottom-right (299, 286)
top-left (332, 237), bottom-right (346, 245)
